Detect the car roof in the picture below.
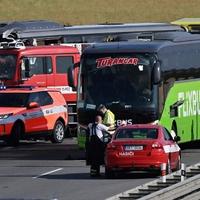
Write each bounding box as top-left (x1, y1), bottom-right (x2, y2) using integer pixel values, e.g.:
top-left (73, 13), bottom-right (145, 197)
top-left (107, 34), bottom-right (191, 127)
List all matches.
top-left (117, 124), bottom-right (162, 130)
top-left (0, 86), bottom-right (59, 94)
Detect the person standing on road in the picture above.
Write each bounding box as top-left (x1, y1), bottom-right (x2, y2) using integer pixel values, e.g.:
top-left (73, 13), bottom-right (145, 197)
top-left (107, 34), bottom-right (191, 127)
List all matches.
top-left (97, 104), bottom-right (115, 134)
top-left (86, 115), bottom-right (111, 177)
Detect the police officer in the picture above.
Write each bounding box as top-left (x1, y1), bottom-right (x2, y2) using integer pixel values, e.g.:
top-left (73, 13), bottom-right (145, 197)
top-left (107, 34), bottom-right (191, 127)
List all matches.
top-left (97, 104), bottom-right (115, 134)
top-left (86, 115), bottom-right (111, 177)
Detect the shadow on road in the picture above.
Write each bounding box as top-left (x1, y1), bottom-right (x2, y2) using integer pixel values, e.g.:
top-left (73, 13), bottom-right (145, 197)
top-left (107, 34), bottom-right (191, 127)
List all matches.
top-left (0, 139), bottom-right (85, 160)
top-left (41, 171), bottom-right (159, 180)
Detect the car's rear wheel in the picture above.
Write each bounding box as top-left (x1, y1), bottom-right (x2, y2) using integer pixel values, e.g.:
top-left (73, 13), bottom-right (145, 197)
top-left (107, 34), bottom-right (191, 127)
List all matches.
top-left (50, 120), bottom-right (65, 143)
top-left (105, 167), bottom-right (115, 179)
top-left (7, 122), bottom-right (22, 146)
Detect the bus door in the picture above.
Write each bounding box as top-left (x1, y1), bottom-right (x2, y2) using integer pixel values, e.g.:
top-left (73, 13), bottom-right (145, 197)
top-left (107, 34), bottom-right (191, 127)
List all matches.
top-left (21, 56), bottom-right (54, 87)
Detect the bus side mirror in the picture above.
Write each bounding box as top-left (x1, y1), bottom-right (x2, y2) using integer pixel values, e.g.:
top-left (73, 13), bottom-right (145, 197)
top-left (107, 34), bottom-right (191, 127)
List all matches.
top-left (68, 62), bottom-right (80, 91)
top-left (153, 62), bottom-right (161, 84)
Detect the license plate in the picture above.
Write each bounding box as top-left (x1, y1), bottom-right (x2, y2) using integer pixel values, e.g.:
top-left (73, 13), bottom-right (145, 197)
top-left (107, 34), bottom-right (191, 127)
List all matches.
top-left (125, 145), bottom-right (143, 151)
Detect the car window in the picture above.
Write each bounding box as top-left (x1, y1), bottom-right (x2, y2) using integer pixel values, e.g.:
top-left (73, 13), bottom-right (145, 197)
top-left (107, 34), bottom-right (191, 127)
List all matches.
top-left (0, 93), bottom-right (29, 107)
top-left (28, 92), bottom-right (53, 106)
top-left (163, 128), bottom-right (174, 141)
top-left (115, 128), bottom-right (158, 139)
top-left (39, 92), bottom-right (53, 106)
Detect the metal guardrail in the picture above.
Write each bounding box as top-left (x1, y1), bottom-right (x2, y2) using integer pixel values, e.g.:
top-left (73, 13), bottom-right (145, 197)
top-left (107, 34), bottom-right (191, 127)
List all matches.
top-left (106, 163), bottom-right (200, 200)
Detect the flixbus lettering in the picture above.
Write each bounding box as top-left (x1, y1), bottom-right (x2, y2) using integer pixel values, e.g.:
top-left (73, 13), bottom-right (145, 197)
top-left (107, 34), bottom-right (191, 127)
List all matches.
top-left (178, 90), bottom-right (200, 117)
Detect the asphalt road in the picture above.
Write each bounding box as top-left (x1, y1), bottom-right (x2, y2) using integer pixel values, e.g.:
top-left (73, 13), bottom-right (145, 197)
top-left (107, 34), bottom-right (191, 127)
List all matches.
top-left (0, 138), bottom-right (199, 200)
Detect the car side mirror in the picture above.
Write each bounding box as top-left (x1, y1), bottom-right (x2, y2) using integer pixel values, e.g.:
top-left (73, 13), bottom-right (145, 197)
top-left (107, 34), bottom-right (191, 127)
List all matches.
top-left (27, 102), bottom-right (39, 109)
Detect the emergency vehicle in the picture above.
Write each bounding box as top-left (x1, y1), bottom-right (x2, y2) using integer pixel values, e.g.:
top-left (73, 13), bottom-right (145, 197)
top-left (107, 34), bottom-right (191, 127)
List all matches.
top-left (0, 86), bottom-right (68, 145)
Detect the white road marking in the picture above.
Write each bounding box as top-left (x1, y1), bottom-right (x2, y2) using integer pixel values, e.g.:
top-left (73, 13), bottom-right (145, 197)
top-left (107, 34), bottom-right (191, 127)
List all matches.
top-left (33, 168), bottom-right (63, 179)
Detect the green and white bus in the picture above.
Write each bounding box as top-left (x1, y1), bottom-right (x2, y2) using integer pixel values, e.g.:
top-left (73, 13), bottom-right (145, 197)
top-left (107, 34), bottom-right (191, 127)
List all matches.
top-left (75, 31), bottom-right (200, 147)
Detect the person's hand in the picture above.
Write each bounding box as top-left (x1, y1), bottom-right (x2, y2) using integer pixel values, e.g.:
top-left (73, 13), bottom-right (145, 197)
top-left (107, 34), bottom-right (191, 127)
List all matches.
top-left (120, 120), bottom-right (127, 126)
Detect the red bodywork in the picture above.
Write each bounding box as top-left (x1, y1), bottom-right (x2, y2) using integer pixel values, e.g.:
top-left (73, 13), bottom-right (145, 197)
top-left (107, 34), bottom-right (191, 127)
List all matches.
top-left (0, 45), bottom-right (80, 103)
top-left (105, 124), bottom-right (181, 172)
top-left (0, 87), bottom-right (68, 141)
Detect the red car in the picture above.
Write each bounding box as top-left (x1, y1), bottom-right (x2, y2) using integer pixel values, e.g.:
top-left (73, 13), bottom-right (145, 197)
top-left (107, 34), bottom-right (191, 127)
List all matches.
top-left (105, 124), bottom-right (181, 177)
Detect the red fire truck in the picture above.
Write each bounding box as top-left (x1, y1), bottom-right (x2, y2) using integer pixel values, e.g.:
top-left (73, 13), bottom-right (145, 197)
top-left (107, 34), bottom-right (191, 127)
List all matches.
top-left (0, 44), bottom-right (80, 135)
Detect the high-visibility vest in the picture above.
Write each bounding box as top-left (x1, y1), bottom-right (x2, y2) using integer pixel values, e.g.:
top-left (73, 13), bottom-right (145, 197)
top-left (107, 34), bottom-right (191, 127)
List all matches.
top-left (103, 109), bottom-right (115, 127)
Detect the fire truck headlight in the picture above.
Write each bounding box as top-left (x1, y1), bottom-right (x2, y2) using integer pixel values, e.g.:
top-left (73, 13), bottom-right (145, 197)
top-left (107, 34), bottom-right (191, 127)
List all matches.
top-left (0, 113), bottom-right (13, 119)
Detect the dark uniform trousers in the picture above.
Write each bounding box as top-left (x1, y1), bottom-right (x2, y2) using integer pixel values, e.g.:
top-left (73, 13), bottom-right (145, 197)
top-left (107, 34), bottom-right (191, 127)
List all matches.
top-left (85, 124), bottom-right (106, 177)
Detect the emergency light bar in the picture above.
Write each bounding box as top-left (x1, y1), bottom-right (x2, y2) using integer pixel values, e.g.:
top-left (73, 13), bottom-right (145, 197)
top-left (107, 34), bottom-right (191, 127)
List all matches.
top-left (6, 85), bottom-right (35, 90)
top-left (0, 85), bottom-right (6, 90)
top-left (0, 85), bottom-right (35, 90)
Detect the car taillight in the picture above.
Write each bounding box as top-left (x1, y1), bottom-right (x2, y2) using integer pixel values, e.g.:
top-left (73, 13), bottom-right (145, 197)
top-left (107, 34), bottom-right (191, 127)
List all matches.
top-left (152, 142), bottom-right (163, 149)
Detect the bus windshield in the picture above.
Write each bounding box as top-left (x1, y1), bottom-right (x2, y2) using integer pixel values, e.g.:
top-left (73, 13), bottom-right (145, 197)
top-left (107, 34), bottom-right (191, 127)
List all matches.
top-left (0, 54), bottom-right (16, 80)
top-left (81, 53), bottom-right (153, 107)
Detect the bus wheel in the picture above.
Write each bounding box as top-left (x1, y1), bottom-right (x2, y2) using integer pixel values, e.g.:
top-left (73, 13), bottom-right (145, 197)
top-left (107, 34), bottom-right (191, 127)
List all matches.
top-left (51, 120), bottom-right (65, 143)
top-left (7, 122), bottom-right (22, 146)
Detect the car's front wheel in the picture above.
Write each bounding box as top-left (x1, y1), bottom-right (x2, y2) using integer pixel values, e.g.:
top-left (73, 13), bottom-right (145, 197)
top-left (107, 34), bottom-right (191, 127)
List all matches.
top-left (50, 120), bottom-right (65, 143)
top-left (6, 122), bottom-right (22, 146)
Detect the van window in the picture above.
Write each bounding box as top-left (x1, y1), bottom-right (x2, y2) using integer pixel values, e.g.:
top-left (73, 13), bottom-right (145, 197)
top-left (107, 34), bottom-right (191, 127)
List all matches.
top-left (56, 56), bottom-right (74, 74)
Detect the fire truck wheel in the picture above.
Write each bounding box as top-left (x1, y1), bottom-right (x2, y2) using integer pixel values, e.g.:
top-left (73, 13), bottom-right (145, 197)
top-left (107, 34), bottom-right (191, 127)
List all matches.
top-left (51, 120), bottom-right (65, 143)
top-left (7, 122), bottom-right (22, 146)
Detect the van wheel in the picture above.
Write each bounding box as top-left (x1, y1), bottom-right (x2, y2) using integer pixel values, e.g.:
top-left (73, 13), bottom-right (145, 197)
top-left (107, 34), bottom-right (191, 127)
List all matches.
top-left (7, 123), bottom-right (22, 146)
top-left (51, 120), bottom-right (65, 143)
